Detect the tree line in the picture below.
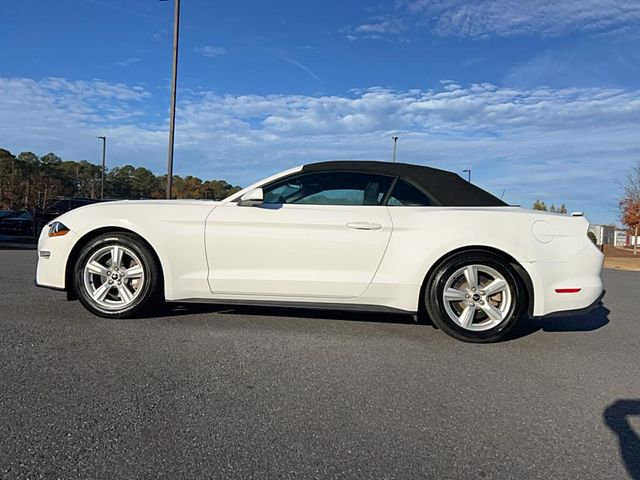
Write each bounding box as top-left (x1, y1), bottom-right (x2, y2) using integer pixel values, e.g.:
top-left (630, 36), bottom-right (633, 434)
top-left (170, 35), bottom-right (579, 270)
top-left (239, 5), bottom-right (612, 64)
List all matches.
top-left (0, 148), bottom-right (241, 211)
top-left (619, 161), bottom-right (640, 255)
top-left (532, 200), bottom-right (567, 213)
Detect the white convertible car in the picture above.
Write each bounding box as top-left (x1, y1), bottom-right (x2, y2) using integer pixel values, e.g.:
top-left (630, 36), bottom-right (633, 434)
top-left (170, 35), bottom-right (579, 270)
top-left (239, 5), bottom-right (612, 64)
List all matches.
top-left (36, 161), bottom-right (604, 342)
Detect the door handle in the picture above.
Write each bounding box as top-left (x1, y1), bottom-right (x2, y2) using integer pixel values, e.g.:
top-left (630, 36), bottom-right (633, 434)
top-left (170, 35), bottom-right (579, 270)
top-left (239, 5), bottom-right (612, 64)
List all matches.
top-left (347, 222), bottom-right (383, 231)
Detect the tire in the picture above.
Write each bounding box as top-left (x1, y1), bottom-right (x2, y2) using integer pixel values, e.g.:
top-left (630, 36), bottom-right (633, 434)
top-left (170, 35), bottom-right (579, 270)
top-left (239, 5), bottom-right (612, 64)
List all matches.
top-left (424, 250), bottom-right (526, 343)
top-left (73, 232), bottom-right (162, 318)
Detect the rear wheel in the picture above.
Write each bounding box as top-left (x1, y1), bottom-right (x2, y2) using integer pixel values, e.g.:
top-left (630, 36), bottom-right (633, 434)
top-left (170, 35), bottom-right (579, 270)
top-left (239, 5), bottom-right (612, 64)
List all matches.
top-left (425, 251), bottom-right (526, 343)
top-left (73, 232), bottom-right (162, 318)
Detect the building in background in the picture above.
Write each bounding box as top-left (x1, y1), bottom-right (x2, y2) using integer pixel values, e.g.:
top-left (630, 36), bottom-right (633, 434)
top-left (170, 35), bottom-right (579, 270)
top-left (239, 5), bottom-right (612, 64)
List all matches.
top-left (614, 229), bottom-right (628, 247)
top-left (589, 224), bottom-right (635, 246)
top-left (589, 224), bottom-right (617, 246)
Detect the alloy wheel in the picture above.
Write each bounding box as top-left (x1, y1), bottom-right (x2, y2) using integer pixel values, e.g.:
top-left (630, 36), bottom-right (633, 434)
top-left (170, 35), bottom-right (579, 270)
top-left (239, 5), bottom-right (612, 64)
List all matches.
top-left (82, 244), bottom-right (146, 311)
top-left (441, 264), bottom-right (512, 331)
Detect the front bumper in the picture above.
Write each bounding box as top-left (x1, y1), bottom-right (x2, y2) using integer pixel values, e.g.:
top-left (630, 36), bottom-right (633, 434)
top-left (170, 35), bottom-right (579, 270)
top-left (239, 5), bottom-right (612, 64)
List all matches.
top-left (35, 228), bottom-right (79, 291)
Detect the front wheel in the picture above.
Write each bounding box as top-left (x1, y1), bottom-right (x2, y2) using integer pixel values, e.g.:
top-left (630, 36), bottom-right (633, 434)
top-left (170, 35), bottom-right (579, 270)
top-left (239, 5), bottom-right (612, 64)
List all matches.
top-left (425, 251), bottom-right (526, 343)
top-left (73, 232), bottom-right (162, 318)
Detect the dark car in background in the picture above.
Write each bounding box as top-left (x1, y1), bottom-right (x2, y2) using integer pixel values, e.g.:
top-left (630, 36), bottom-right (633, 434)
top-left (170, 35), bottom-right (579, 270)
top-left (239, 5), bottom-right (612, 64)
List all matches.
top-left (0, 210), bottom-right (15, 219)
top-left (0, 198), bottom-right (101, 238)
top-left (0, 211), bottom-right (34, 236)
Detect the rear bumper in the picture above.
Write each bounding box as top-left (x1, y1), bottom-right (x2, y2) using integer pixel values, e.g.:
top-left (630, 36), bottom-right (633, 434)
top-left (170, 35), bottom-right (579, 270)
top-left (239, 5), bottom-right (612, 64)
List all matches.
top-left (534, 289), bottom-right (606, 319)
top-left (524, 242), bottom-right (604, 317)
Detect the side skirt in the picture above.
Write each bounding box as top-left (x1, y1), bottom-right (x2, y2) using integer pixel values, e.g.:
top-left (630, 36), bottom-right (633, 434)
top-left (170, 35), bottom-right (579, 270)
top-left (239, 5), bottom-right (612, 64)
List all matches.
top-left (170, 298), bottom-right (417, 316)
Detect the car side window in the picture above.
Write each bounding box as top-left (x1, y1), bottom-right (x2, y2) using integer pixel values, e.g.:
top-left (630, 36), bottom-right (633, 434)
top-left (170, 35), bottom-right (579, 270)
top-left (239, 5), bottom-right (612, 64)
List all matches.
top-left (263, 171), bottom-right (393, 206)
top-left (387, 179), bottom-right (432, 206)
top-left (262, 182), bottom-right (301, 204)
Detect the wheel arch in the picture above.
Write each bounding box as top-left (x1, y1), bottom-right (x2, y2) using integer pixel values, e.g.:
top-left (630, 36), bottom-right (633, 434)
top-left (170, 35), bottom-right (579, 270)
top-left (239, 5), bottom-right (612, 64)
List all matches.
top-left (419, 245), bottom-right (535, 317)
top-left (64, 226), bottom-right (165, 300)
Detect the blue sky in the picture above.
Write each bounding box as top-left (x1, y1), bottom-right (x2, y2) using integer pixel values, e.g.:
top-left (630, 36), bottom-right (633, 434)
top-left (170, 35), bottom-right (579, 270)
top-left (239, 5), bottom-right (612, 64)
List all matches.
top-left (2, 0), bottom-right (640, 223)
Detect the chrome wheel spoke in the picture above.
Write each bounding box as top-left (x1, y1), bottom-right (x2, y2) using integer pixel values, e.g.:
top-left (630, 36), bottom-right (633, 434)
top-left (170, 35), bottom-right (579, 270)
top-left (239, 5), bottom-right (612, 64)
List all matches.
top-left (110, 245), bottom-right (123, 269)
top-left (458, 304), bottom-right (476, 328)
top-left (479, 301), bottom-right (504, 322)
top-left (463, 265), bottom-right (478, 289)
top-left (444, 287), bottom-right (467, 302)
top-left (123, 265), bottom-right (143, 279)
top-left (87, 260), bottom-right (108, 277)
top-left (91, 282), bottom-right (111, 302)
top-left (117, 283), bottom-right (133, 303)
top-left (483, 278), bottom-right (507, 296)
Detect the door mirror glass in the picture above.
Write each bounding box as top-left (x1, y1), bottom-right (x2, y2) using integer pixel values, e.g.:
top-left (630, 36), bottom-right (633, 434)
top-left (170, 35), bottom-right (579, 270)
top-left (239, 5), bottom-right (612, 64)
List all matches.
top-left (238, 188), bottom-right (264, 206)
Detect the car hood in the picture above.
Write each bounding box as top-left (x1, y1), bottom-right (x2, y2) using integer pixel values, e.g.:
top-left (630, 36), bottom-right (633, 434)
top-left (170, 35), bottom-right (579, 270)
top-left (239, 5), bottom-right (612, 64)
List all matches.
top-left (44, 198), bottom-right (223, 227)
top-left (101, 199), bottom-right (223, 207)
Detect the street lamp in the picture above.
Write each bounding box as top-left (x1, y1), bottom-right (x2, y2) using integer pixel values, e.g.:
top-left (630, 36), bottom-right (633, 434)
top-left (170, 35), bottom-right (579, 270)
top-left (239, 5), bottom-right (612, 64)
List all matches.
top-left (96, 136), bottom-right (107, 199)
top-left (391, 136), bottom-right (399, 163)
top-left (462, 169), bottom-right (471, 183)
top-left (160, 0), bottom-right (181, 199)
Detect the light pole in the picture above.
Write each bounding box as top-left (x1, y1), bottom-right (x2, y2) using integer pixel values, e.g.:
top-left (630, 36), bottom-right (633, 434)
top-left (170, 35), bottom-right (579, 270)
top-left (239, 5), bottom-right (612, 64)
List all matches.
top-left (97, 136), bottom-right (107, 199)
top-left (391, 136), bottom-right (399, 163)
top-left (161, 0), bottom-right (181, 199)
top-left (463, 169), bottom-right (471, 183)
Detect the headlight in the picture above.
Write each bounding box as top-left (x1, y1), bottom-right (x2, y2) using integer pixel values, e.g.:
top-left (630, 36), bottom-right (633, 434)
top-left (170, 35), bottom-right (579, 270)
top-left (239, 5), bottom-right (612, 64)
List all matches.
top-left (48, 221), bottom-right (70, 237)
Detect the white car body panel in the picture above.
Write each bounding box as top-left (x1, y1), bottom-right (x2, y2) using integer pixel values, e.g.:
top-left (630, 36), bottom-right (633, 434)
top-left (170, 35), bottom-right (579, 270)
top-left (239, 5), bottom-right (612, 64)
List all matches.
top-left (205, 203), bottom-right (392, 298)
top-left (38, 200), bottom-right (216, 301)
top-left (36, 165), bottom-right (604, 318)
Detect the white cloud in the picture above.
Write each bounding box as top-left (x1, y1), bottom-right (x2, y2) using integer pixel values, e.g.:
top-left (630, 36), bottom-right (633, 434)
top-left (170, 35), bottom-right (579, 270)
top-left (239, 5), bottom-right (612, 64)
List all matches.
top-left (432, 0), bottom-right (640, 37)
top-left (343, 15), bottom-right (409, 41)
top-left (116, 57), bottom-right (142, 67)
top-left (355, 18), bottom-right (405, 35)
top-left (364, 0), bottom-right (640, 38)
top-left (196, 46), bottom-right (227, 58)
top-left (1, 76), bottom-right (639, 223)
top-left (0, 76), bottom-right (161, 168)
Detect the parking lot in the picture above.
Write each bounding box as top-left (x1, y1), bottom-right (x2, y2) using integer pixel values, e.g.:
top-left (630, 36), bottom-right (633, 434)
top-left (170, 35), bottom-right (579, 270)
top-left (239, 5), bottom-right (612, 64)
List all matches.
top-left (1, 249), bottom-right (638, 479)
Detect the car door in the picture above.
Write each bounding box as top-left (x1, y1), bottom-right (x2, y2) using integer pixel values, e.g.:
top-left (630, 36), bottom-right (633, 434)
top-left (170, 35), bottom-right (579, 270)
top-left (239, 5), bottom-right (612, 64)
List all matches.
top-left (205, 171), bottom-right (394, 298)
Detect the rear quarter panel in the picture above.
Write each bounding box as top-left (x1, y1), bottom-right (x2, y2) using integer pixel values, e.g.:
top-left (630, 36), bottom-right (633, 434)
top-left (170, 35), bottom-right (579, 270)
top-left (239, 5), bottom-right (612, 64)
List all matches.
top-left (376, 206), bottom-right (598, 314)
top-left (378, 207), bottom-right (535, 285)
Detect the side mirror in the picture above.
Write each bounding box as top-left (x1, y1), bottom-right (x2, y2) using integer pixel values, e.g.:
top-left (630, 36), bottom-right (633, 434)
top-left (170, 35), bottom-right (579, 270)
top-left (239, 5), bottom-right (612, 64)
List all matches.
top-left (238, 188), bottom-right (264, 206)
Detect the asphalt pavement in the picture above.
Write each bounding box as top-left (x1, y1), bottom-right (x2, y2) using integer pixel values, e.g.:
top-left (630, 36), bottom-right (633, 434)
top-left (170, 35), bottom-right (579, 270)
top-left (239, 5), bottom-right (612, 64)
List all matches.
top-left (1, 249), bottom-right (639, 479)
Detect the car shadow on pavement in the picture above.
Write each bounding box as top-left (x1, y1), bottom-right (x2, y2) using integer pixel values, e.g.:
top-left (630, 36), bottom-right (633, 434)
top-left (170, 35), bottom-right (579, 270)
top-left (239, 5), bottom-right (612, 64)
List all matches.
top-left (604, 399), bottom-right (640, 480)
top-left (509, 305), bottom-right (610, 340)
top-left (158, 303), bottom-right (610, 340)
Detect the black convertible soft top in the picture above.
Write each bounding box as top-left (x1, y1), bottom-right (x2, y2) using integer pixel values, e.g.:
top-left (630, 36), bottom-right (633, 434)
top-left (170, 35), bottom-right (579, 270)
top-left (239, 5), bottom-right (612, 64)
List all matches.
top-left (302, 161), bottom-right (507, 207)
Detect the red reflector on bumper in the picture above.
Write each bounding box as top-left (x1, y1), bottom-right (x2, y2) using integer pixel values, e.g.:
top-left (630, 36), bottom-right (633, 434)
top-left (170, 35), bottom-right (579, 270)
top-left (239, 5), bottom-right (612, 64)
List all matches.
top-left (555, 288), bottom-right (582, 293)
